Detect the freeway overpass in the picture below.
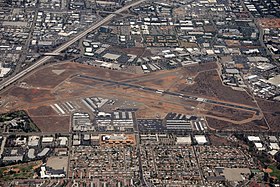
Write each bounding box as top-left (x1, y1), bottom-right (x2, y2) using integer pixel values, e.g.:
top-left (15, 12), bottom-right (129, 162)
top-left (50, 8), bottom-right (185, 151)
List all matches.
top-left (43, 53), bottom-right (62, 56)
top-left (0, 0), bottom-right (146, 91)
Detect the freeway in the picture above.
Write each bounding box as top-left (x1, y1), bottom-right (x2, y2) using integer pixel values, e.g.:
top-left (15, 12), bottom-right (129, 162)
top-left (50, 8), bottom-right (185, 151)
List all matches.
top-left (76, 74), bottom-right (261, 114)
top-left (0, 0), bottom-right (146, 91)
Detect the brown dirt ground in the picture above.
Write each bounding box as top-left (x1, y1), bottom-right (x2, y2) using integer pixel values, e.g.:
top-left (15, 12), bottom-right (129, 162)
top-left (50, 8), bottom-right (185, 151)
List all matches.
top-left (23, 62), bottom-right (137, 89)
top-left (27, 106), bottom-right (57, 117)
top-left (70, 77), bottom-right (107, 87)
top-left (134, 74), bottom-right (179, 90)
top-left (204, 25), bottom-right (216, 33)
top-left (225, 40), bottom-right (241, 47)
top-left (206, 105), bottom-right (255, 122)
top-left (257, 98), bottom-right (280, 132)
top-left (7, 87), bottom-right (55, 103)
top-left (179, 69), bottom-right (257, 107)
top-left (179, 41), bottom-right (199, 48)
top-left (119, 47), bottom-right (146, 56)
top-left (181, 62), bottom-right (218, 76)
top-left (208, 134), bottom-right (234, 146)
top-left (264, 168), bottom-right (273, 173)
top-left (31, 116), bottom-right (70, 133)
top-left (206, 117), bottom-right (268, 131)
top-left (258, 18), bottom-right (280, 28)
top-left (107, 46), bottom-right (153, 57)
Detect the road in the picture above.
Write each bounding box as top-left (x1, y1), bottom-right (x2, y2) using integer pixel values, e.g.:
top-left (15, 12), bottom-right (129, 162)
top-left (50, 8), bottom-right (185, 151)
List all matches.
top-left (0, 136), bottom-right (7, 159)
top-left (10, 3), bottom-right (39, 79)
top-left (0, 0), bottom-right (146, 91)
top-left (234, 1), bottom-right (271, 130)
top-left (134, 114), bottom-right (150, 186)
top-left (75, 74), bottom-right (261, 114)
top-left (239, 0), bottom-right (271, 56)
top-left (192, 146), bottom-right (206, 185)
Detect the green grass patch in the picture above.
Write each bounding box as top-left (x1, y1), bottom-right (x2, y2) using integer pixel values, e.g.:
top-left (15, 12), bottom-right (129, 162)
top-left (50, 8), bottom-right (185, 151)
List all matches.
top-left (268, 165), bottom-right (280, 180)
top-left (0, 161), bottom-right (40, 181)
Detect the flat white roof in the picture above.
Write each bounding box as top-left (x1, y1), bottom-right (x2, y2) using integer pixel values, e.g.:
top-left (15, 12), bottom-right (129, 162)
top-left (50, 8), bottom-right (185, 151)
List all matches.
top-left (195, 135), bottom-right (207, 144)
top-left (267, 75), bottom-right (280, 87)
top-left (3, 156), bottom-right (23, 161)
top-left (58, 137), bottom-right (68, 145)
top-left (269, 136), bottom-right (278, 142)
top-left (248, 136), bottom-right (260, 142)
top-left (42, 137), bottom-right (54, 143)
top-left (0, 67), bottom-right (11, 78)
top-left (254, 142), bottom-right (263, 148)
top-left (177, 136), bottom-right (192, 144)
top-left (270, 143), bottom-right (280, 150)
top-left (103, 53), bottom-right (121, 60)
top-left (28, 136), bottom-right (40, 146)
top-left (38, 148), bottom-right (50, 157)
top-left (269, 150), bottom-right (278, 156)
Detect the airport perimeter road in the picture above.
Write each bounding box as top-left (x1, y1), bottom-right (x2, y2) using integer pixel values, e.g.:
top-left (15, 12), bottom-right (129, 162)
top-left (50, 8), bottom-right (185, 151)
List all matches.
top-left (0, 0), bottom-right (146, 91)
top-left (76, 74), bottom-right (261, 114)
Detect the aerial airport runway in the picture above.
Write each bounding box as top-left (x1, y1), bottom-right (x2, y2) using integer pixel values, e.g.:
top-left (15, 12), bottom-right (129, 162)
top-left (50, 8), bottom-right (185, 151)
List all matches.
top-left (0, 0), bottom-right (146, 91)
top-left (76, 74), bottom-right (261, 114)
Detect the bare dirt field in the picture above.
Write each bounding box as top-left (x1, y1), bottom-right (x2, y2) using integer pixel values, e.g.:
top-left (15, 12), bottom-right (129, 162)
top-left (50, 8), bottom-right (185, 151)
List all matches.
top-left (179, 41), bottom-right (199, 48)
top-left (129, 72), bottom-right (181, 90)
top-left (107, 46), bottom-right (153, 57)
top-left (257, 98), bottom-right (280, 132)
top-left (225, 40), bottom-right (241, 47)
top-left (46, 156), bottom-right (68, 172)
top-left (207, 117), bottom-right (268, 131)
top-left (206, 105), bottom-right (255, 122)
top-left (258, 18), bottom-right (280, 28)
top-left (182, 62), bottom-right (218, 76)
top-left (8, 88), bottom-right (54, 103)
top-left (208, 134), bottom-right (249, 150)
top-left (120, 47), bottom-right (147, 56)
top-left (70, 77), bottom-right (107, 87)
top-left (27, 106), bottom-right (57, 117)
top-left (31, 116), bottom-right (70, 133)
top-left (208, 134), bottom-right (234, 146)
top-left (23, 62), bottom-right (138, 89)
top-left (179, 69), bottom-right (257, 107)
